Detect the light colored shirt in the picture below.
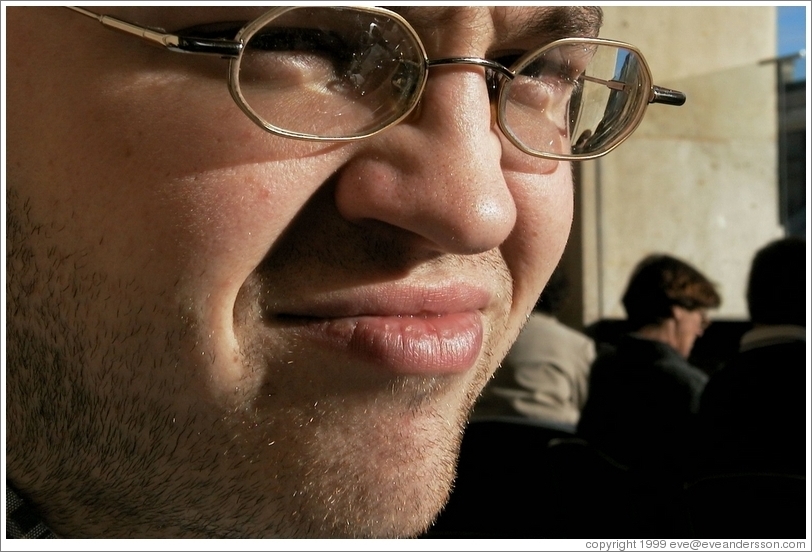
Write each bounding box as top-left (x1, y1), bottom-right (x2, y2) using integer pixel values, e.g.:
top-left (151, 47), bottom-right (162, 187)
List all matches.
top-left (474, 313), bottom-right (596, 428)
top-left (739, 324), bottom-right (806, 352)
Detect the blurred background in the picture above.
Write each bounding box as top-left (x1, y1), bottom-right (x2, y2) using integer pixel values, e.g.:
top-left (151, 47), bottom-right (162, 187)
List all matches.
top-left (428, 7), bottom-right (808, 539)
top-left (558, 6), bottom-right (808, 347)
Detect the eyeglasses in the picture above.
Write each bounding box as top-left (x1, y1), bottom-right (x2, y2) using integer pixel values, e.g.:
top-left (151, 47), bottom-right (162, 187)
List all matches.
top-left (66, 6), bottom-right (685, 160)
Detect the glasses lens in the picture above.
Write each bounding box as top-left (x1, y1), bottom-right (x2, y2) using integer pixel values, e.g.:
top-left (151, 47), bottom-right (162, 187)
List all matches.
top-left (235, 7), bottom-right (426, 140)
top-left (500, 41), bottom-right (651, 158)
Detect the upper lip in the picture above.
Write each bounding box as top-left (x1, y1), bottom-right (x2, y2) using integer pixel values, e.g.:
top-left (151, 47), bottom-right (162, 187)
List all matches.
top-left (269, 281), bottom-right (494, 320)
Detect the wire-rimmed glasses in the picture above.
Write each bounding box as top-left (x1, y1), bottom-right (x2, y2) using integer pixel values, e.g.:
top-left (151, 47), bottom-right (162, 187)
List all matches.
top-left (67, 6), bottom-right (686, 160)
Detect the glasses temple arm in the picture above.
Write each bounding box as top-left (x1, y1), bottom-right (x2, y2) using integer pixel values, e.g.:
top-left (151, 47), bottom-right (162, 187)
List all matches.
top-left (582, 74), bottom-right (686, 106)
top-left (650, 85), bottom-right (686, 106)
top-left (581, 74), bottom-right (627, 91)
top-left (66, 7), bottom-right (242, 57)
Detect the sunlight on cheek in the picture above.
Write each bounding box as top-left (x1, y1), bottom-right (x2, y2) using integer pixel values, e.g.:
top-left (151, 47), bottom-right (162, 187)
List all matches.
top-left (502, 163), bottom-right (573, 322)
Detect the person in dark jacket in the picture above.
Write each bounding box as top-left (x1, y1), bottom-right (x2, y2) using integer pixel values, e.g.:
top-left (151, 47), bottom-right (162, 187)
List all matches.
top-left (577, 254), bottom-right (721, 477)
top-left (688, 237), bottom-right (806, 537)
top-left (697, 236), bottom-right (806, 476)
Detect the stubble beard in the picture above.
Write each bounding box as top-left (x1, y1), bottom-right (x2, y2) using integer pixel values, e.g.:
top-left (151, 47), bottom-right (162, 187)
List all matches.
top-left (5, 190), bottom-right (500, 538)
top-left (221, 332), bottom-right (497, 538)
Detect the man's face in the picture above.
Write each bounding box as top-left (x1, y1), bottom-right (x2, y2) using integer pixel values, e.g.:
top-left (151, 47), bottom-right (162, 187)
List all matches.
top-left (673, 306), bottom-right (709, 358)
top-left (6, 6), bottom-right (598, 538)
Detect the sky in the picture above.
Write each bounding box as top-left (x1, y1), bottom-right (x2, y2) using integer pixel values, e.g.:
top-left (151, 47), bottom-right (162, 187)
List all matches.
top-left (777, 5), bottom-right (807, 81)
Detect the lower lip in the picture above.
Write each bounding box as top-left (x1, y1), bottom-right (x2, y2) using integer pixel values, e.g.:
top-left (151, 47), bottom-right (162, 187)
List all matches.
top-left (290, 312), bottom-right (484, 376)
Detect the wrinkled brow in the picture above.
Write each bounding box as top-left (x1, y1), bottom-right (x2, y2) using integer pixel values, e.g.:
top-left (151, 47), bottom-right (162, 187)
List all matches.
top-left (392, 6), bottom-right (603, 42)
top-left (502, 6), bottom-right (604, 41)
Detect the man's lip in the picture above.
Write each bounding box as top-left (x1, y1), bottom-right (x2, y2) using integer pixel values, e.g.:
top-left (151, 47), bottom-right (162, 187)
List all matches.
top-left (266, 284), bottom-right (491, 375)
top-left (269, 283), bottom-right (492, 319)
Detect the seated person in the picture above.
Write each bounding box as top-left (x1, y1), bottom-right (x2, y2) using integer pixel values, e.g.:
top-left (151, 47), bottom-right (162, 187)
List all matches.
top-left (472, 266), bottom-right (596, 430)
top-left (697, 237), bottom-right (807, 477)
top-left (687, 237), bottom-right (806, 538)
top-left (577, 254), bottom-right (721, 478)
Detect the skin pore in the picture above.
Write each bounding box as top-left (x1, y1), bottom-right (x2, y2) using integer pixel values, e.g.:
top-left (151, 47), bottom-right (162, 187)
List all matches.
top-left (6, 6), bottom-right (600, 538)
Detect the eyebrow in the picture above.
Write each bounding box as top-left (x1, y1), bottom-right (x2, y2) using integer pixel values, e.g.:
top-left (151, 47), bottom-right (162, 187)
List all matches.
top-left (501, 6), bottom-right (604, 42)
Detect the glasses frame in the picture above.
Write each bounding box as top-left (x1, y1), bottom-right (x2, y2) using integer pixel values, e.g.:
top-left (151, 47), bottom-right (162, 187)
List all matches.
top-left (498, 36), bottom-right (682, 160)
top-left (66, 5), bottom-right (686, 161)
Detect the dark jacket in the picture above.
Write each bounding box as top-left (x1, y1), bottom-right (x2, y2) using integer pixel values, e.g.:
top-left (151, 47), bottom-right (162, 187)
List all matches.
top-left (577, 334), bottom-right (708, 476)
top-left (696, 326), bottom-right (806, 476)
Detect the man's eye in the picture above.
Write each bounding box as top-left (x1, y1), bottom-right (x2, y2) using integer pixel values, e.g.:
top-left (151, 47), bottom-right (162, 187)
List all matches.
top-left (247, 27), bottom-right (349, 56)
top-left (523, 55), bottom-right (582, 83)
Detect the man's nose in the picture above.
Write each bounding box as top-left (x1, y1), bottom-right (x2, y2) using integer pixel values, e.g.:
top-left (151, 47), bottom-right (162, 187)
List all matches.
top-left (333, 67), bottom-right (519, 256)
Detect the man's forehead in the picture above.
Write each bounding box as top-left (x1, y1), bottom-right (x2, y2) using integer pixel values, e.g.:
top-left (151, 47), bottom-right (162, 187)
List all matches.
top-left (394, 6), bottom-right (604, 41)
top-left (94, 6), bottom-right (602, 42)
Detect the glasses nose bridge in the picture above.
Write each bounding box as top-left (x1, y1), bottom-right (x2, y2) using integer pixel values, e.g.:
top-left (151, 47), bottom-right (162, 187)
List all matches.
top-left (426, 57), bottom-right (514, 102)
top-left (426, 57), bottom-right (514, 77)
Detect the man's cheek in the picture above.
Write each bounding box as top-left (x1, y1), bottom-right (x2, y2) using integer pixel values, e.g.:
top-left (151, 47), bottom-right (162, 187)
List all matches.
top-left (502, 171), bottom-right (573, 311)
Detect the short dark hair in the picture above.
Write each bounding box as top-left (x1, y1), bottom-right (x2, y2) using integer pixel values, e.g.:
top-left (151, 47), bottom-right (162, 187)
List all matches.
top-left (747, 236), bottom-right (806, 326)
top-left (622, 254), bottom-right (721, 330)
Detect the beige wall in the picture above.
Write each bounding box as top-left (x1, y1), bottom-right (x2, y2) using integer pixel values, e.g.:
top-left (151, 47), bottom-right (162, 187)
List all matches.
top-left (569, 6), bottom-right (784, 326)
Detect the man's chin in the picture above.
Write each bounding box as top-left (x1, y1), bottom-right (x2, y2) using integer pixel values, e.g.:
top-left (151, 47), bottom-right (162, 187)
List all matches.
top-left (211, 332), bottom-right (492, 537)
top-left (297, 433), bottom-right (461, 539)
top-left (250, 414), bottom-right (464, 538)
